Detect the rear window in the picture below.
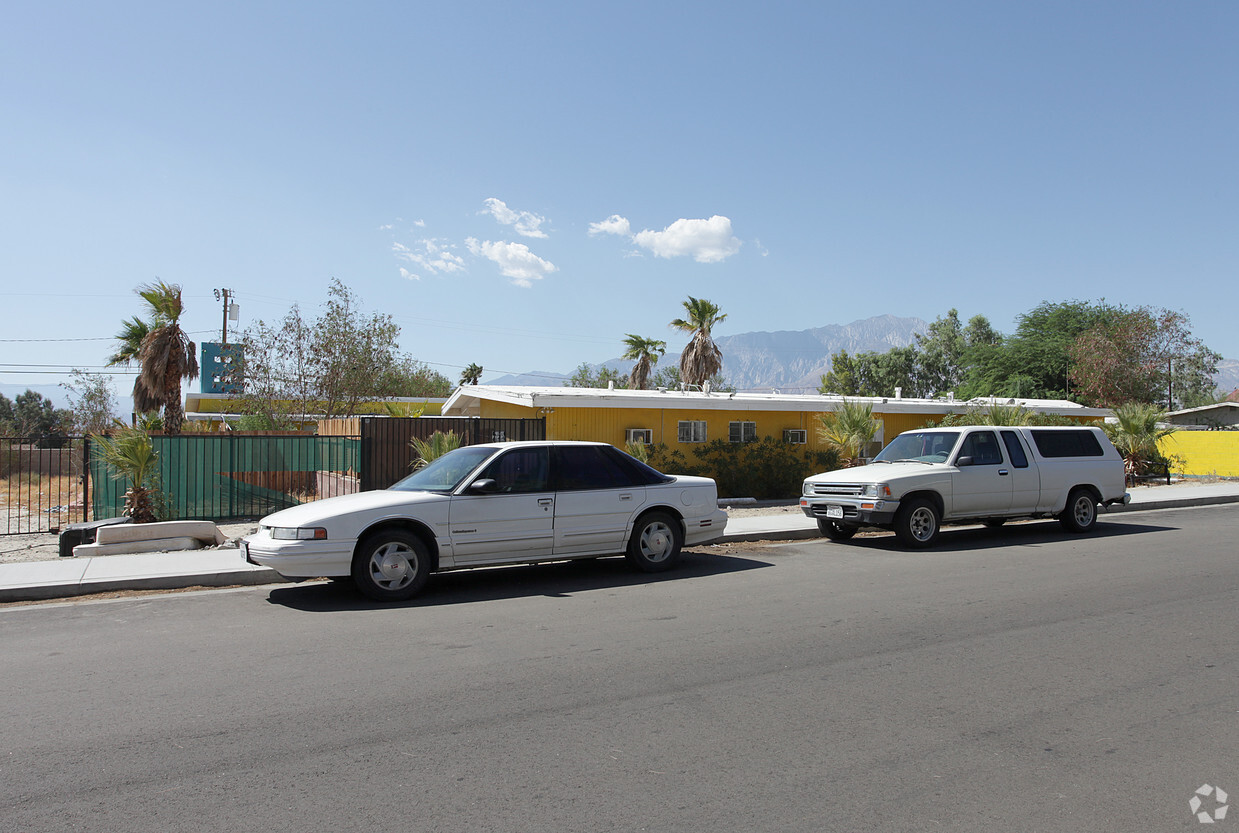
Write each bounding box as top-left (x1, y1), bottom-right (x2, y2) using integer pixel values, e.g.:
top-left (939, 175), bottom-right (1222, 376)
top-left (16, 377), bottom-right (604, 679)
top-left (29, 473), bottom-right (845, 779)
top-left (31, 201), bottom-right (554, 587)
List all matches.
top-left (1030, 429), bottom-right (1105, 458)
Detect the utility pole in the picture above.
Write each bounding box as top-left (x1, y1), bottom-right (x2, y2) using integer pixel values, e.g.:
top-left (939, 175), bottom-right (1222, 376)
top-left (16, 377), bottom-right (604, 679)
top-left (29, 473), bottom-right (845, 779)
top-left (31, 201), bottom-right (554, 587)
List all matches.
top-left (213, 288), bottom-right (238, 344)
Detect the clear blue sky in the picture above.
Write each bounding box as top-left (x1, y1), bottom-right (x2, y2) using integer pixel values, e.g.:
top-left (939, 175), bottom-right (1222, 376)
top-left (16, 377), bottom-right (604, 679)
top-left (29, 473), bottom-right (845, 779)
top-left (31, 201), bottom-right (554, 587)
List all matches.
top-left (2, 1), bottom-right (1236, 405)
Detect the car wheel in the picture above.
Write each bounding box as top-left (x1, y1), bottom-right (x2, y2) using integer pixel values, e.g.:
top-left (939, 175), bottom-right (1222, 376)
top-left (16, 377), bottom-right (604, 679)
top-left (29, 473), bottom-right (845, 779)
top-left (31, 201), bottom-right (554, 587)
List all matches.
top-left (351, 530), bottom-right (431, 602)
top-left (817, 519), bottom-right (857, 540)
top-left (626, 512), bottom-right (683, 572)
top-left (894, 498), bottom-right (940, 547)
top-left (1059, 488), bottom-right (1098, 533)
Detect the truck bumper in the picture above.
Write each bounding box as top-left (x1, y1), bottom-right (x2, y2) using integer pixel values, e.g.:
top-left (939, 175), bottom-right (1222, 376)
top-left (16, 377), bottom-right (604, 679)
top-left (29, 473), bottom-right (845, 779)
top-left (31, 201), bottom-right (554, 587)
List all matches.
top-left (799, 497), bottom-right (898, 527)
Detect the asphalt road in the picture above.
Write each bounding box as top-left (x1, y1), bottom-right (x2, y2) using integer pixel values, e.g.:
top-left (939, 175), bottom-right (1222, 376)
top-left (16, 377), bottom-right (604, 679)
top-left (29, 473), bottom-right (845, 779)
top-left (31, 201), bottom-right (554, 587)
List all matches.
top-left (2, 505), bottom-right (1236, 832)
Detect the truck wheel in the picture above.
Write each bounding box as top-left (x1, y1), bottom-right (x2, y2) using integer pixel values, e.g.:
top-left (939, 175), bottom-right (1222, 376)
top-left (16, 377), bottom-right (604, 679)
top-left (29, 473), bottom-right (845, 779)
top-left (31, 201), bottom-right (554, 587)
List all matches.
top-left (1059, 488), bottom-right (1098, 533)
top-left (817, 519), bottom-right (857, 540)
top-left (895, 498), bottom-right (940, 547)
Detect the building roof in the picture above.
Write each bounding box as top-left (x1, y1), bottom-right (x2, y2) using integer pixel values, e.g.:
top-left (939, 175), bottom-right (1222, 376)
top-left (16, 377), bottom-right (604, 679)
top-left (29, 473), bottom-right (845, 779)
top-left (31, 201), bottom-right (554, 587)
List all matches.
top-left (442, 385), bottom-right (1111, 418)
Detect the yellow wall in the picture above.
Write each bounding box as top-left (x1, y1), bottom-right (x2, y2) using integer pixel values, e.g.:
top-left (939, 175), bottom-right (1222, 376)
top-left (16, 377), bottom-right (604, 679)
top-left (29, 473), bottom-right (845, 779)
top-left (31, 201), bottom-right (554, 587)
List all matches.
top-left (1161, 431), bottom-right (1239, 477)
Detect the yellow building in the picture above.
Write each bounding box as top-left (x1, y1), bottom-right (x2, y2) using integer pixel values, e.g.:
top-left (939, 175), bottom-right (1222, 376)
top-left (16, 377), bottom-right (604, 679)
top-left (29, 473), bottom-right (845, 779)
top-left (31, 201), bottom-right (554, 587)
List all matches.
top-left (442, 385), bottom-right (1109, 453)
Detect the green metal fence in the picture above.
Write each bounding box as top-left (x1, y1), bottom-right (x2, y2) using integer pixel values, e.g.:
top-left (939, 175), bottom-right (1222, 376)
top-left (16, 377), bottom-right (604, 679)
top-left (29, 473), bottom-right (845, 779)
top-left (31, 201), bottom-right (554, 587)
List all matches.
top-left (90, 434), bottom-right (361, 521)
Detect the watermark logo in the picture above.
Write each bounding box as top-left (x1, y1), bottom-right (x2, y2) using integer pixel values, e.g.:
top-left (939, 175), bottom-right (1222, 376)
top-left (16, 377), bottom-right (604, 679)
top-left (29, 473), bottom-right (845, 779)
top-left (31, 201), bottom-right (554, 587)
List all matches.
top-left (1191, 784), bottom-right (1229, 824)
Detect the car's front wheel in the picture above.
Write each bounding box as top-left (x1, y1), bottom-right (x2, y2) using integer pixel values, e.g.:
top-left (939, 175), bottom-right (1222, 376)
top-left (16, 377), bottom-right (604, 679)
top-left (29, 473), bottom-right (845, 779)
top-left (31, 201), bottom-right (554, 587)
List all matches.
top-left (352, 530), bottom-right (431, 602)
top-left (626, 512), bottom-right (683, 572)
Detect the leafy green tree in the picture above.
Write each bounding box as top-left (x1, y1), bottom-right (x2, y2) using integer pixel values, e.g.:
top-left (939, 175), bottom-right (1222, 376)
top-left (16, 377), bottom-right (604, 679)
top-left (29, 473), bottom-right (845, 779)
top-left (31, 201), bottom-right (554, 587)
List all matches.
top-left (1069, 306), bottom-right (1220, 407)
top-left (62, 370), bottom-right (118, 434)
top-left (565, 362), bottom-right (628, 389)
top-left (459, 363), bottom-right (484, 386)
top-left (8, 390), bottom-right (71, 446)
top-left (238, 280), bottom-right (447, 421)
top-left (650, 365), bottom-right (734, 392)
top-left (621, 334), bottom-right (667, 390)
top-left (818, 347), bottom-right (923, 398)
top-left (670, 296), bottom-right (727, 389)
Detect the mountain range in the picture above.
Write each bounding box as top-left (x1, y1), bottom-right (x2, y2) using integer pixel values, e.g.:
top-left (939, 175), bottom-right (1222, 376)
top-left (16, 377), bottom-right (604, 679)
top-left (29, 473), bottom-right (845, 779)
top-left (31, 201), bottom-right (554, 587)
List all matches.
top-left (490, 314), bottom-right (1239, 397)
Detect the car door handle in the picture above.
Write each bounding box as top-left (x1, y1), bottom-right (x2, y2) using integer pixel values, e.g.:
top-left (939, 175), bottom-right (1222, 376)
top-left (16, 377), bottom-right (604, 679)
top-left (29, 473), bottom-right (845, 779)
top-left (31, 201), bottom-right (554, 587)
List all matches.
top-left (998, 470), bottom-right (1009, 476)
top-left (619, 493), bottom-right (633, 501)
top-left (538, 498), bottom-right (554, 506)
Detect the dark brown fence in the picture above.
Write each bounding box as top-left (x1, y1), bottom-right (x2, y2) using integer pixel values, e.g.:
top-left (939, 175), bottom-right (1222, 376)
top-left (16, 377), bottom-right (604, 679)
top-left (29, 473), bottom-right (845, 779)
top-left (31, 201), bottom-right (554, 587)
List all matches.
top-left (1, 437), bottom-right (91, 534)
top-left (359, 417), bottom-right (545, 490)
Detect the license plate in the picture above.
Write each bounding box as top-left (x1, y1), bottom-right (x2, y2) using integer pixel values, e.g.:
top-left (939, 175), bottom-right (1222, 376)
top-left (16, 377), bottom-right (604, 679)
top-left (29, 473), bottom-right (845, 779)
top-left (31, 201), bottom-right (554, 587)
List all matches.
top-left (825, 505), bottom-right (844, 519)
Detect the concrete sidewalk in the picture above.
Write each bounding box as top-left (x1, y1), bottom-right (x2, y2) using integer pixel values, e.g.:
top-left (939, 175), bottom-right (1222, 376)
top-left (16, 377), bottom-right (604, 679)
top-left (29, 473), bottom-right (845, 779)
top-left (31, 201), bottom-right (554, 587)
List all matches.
top-left (2, 482), bottom-right (1235, 603)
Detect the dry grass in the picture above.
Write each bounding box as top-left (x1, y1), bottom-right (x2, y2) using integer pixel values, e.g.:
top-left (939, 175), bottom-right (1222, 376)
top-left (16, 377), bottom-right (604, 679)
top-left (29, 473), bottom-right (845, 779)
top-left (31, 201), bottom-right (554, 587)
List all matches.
top-left (0, 473), bottom-right (87, 533)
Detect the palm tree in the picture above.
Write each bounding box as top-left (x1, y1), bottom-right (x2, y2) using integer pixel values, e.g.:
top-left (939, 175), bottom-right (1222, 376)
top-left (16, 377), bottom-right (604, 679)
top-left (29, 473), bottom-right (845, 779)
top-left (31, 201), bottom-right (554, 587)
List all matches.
top-left (817, 398), bottom-right (881, 466)
top-left (128, 282), bottom-right (199, 434)
top-left (621, 334), bottom-right (666, 390)
top-left (670, 296), bottom-right (727, 389)
top-left (95, 427), bottom-right (161, 523)
top-left (1104, 402), bottom-right (1174, 482)
top-left (410, 430), bottom-right (464, 469)
top-left (460, 363), bottom-right (484, 386)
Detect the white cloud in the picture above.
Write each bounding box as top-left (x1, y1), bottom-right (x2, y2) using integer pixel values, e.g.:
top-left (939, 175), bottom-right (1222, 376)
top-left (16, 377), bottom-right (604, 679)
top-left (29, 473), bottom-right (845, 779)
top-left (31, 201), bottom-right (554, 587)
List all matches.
top-left (482, 198), bottom-right (548, 238)
top-left (632, 216), bottom-right (742, 263)
top-left (466, 238), bottom-right (557, 288)
top-left (588, 214), bottom-right (631, 237)
top-left (392, 239), bottom-right (466, 280)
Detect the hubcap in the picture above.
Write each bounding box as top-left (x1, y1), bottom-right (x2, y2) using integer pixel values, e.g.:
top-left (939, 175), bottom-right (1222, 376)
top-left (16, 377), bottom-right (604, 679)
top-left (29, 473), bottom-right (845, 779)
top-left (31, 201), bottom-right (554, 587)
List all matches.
top-left (369, 542), bottom-right (417, 590)
top-left (640, 522), bottom-right (673, 561)
top-left (910, 507), bottom-right (936, 541)
top-left (1074, 497), bottom-right (1094, 526)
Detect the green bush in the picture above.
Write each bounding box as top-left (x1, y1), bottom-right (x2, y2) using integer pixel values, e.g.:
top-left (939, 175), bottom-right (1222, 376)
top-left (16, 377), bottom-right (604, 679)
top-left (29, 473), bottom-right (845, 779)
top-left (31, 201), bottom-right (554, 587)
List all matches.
top-left (647, 437), bottom-right (840, 500)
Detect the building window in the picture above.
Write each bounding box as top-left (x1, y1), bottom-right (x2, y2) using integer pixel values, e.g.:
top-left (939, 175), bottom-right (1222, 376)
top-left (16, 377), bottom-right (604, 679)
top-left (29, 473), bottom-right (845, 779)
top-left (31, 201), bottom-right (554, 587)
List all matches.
top-left (729, 421), bottom-right (757, 443)
top-left (625, 428), bottom-right (653, 445)
top-left (784, 429), bottom-right (807, 445)
top-left (677, 420), bottom-right (707, 443)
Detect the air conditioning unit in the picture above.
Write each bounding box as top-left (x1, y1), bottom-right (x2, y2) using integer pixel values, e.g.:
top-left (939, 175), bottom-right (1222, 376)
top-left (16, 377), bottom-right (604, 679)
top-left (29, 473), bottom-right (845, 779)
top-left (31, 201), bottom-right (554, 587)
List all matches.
top-left (625, 428), bottom-right (653, 445)
top-left (784, 429), bottom-right (807, 445)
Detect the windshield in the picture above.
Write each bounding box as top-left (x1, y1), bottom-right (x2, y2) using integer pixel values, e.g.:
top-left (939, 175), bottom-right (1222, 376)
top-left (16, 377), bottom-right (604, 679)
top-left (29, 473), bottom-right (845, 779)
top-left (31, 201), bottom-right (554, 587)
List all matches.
top-left (389, 446), bottom-right (496, 493)
top-left (873, 431), bottom-right (960, 464)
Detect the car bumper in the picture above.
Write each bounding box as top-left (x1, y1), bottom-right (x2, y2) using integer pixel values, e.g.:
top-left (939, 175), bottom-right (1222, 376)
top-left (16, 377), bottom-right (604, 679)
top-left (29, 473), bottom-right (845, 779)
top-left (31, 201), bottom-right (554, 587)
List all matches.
top-left (684, 508), bottom-right (728, 545)
top-left (241, 535), bottom-right (354, 578)
top-left (799, 497), bottom-right (898, 527)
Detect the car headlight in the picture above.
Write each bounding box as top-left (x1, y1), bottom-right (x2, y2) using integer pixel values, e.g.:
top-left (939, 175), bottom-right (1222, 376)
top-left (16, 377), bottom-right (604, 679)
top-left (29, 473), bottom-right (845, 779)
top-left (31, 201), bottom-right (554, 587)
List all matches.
top-left (861, 483), bottom-right (892, 498)
top-left (803, 481), bottom-right (816, 496)
top-left (269, 527), bottom-right (328, 541)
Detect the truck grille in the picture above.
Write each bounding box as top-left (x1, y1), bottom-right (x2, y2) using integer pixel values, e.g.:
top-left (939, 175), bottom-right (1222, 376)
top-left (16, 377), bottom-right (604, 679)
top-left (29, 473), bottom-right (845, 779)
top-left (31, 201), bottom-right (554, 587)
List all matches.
top-left (807, 484), bottom-right (865, 497)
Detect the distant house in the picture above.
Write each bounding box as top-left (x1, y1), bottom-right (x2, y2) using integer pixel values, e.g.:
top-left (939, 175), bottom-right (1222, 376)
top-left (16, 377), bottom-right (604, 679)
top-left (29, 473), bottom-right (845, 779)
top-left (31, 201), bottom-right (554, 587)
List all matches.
top-left (441, 385), bottom-right (1110, 453)
top-left (1163, 401), bottom-right (1239, 429)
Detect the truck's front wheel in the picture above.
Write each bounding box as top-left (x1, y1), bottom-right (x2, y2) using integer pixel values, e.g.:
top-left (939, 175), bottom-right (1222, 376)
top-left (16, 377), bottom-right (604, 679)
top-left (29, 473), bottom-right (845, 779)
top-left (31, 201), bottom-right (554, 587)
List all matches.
top-left (895, 498), bottom-right (940, 547)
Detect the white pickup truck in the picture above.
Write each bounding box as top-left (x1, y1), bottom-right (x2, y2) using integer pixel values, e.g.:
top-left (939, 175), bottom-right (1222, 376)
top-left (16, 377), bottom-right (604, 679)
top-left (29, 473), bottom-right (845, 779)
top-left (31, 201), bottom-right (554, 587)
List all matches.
top-left (800, 425), bottom-right (1130, 547)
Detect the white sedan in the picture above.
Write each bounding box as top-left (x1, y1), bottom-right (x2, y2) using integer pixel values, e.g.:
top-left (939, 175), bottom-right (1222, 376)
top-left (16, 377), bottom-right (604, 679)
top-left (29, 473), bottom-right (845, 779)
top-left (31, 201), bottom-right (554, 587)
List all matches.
top-left (242, 440), bottom-right (727, 601)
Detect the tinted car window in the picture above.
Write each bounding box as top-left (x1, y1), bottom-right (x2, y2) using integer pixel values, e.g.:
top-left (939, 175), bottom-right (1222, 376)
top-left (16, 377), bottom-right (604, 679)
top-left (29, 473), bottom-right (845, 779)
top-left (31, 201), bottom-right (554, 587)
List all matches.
top-left (1000, 430), bottom-right (1029, 468)
top-left (552, 446), bottom-right (636, 490)
top-left (599, 445), bottom-right (674, 485)
top-left (957, 431), bottom-right (1003, 465)
top-left (390, 446), bottom-right (495, 492)
top-left (1031, 429), bottom-right (1105, 458)
top-left (477, 447), bottom-right (549, 493)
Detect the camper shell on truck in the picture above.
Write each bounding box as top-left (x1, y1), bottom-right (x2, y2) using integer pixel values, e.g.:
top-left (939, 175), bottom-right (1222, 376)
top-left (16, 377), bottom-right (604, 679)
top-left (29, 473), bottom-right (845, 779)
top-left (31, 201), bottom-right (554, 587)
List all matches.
top-left (800, 425), bottom-right (1130, 547)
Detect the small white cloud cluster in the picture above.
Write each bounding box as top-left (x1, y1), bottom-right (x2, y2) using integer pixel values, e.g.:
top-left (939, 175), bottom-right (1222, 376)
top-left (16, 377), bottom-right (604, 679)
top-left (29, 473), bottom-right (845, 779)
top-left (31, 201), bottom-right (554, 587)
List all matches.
top-left (392, 239), bottom-right (466, 281)
top-left (590, 214), bottom-right (741, 263)
top-left (466, 238), bottom-right (557, 288)
top-left (482, 198), bottom-right (548, 238)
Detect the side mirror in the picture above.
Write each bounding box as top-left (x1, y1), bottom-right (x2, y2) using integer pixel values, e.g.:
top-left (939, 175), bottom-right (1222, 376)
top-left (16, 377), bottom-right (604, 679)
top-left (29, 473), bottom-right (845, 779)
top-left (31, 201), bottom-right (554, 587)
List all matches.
top-left (955, 456), bottom-right (973, 467)
top-left (468, 478), bottom-right (500, 494)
